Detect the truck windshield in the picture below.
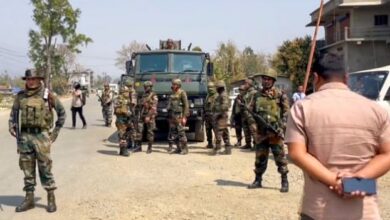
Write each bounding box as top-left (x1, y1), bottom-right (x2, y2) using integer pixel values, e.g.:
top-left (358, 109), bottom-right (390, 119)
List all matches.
top-left (139, 54), bottom-right (168, 73)
top-left (348, 71), bottom-right (388, 100)
top-left (172, 54), bottom-right (203, 73)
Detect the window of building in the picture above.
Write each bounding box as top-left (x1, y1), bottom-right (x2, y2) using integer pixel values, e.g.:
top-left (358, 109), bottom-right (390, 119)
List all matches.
top-left (374, 15), bottom-right (388, 26)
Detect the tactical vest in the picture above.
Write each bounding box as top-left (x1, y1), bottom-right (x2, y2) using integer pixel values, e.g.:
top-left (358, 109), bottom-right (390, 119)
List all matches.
top-left (204, 93), bottom-right (216, 113)
top-left (254, 88), bottom-right (282, 125)
top-left (213, 92), bottom-right (229, 113)
top-left (114, 95), bottom-right (130, 116)
top-left (19, 94), bottom-right (53, 130)
top-left (142, 92), bottom-right (156, 112)
top-left (102, 90), bottom-right (111, 103)
top-left (169, 89), bottom-right (185, 113)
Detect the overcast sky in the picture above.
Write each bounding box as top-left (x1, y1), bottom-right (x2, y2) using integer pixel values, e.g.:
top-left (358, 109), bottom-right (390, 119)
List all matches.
top-left (0, 0), bottom-right (324, 78)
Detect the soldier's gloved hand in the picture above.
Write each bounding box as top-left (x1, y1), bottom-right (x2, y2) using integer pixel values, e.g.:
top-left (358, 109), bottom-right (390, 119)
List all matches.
top-left (49, 127), bottom-right (61, 143)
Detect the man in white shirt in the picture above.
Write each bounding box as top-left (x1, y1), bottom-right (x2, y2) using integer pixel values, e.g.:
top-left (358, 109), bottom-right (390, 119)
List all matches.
top-left (292, 85), bottom-right (305, 103)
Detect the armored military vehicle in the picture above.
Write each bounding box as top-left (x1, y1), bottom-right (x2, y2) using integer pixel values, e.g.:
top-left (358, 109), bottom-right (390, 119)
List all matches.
top-left (124, 40), bottom-right (214, 141)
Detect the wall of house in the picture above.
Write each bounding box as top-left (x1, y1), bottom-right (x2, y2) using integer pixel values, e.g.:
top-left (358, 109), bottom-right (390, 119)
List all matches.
top-left (347, 41), bottom-right (390, 72)
top-left (352, 6), bottom-right (390, 28)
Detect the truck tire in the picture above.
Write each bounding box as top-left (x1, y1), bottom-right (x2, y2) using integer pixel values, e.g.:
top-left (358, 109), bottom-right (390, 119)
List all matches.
top-left (194, 120), bottom-right (205, 142)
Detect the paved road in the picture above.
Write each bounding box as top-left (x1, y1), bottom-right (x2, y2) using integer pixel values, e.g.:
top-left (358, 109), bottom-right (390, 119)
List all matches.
top-left (0, 96), bottom-right (389, 220)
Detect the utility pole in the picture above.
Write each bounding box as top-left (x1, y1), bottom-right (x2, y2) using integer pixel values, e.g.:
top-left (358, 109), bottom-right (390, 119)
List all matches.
top-left (303, 0), bottom-right (324, 93)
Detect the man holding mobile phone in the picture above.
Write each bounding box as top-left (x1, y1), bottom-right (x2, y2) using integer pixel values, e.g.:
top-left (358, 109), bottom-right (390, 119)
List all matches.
top-left (285, 53), bottom-right (390, 220)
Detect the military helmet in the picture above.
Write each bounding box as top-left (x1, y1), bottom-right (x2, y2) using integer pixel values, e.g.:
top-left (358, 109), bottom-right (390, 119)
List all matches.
top-left (104, 82), bottom-right (110, 87)
top-left (120, 86), bottom-right (129, 93)
top-left (144, 81), bottom-right (153, 87)
top-left (22, 69), bottom-right (44, 80)
top-left (207, 81), bottom-right (215, 88)
top-left (216, 80), bottom-right (226, 88)
top-left (260, 69), bottom-right (278, 81)
top-left (172, 78), bottom-right (182, 86)
top-left (125, 79), bottom-right (134, 87)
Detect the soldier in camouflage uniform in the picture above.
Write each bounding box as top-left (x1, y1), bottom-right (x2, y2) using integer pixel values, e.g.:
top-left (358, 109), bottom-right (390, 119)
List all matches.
top-left (241, 78), bottom-right (258, 150)
top-left (100, 83), bottom-right (113, 127)
top-left (230, 85), bottom-right (246, 147)
top-left (113, 86), bottom-right (132, 157)
top-left (246, 69), bottom-right (290, 193)
top-left (136, 81), bottom-right (158, 154)
top-left (204, 81), bottom-right (218, 148)
top-left (211, 81), bottom-right (232, 155)
top-left (167, 79), bottom-right (189, 155)
top-left (124, 80), bottom-right (138, 151)
top-left (9, 69), bottom-right (66, 213)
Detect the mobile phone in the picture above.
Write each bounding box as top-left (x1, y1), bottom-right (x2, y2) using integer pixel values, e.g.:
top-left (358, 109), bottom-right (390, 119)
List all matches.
top-left (342, 178), bottom-right (376, 195)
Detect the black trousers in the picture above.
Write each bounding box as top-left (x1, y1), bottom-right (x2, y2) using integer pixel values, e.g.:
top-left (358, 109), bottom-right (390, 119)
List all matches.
top-left (71, 106), bottom-right (86, 127)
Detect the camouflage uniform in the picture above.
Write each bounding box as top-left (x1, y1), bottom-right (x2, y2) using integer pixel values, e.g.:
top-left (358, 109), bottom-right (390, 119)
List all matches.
top-left (167, 79), bottom-right (189, 154)
top-left (125, 81), bottom-right (138, 151)
top-left (136, 81), bottom-right (158, 154)
top-left (100, 85), bottom-right (113, 127)
top-left (211, 81), bottom-right (232, 155)
top-left (8, 69), bottom-right (66, 213)
top-left (241, 80), bottom-right (258, 149)
top-left (113, 86), bottom-right (132, 156)
top-left (204, 82), bottom-right (218, 148)
top-left (230, 85), bottom-right (246, 147)
top-left (247, 69), bottom-right (289, 193)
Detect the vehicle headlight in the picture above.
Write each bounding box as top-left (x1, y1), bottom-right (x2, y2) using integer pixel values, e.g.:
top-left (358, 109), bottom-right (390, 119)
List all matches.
top-left (190, 103), bottom-right (195, 108)
top-left (194, 98), bottom-right (204, 106)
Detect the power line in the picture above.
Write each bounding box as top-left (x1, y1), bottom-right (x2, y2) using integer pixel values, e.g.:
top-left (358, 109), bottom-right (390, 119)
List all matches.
top-left (0, 46), bottom-right (28, 57)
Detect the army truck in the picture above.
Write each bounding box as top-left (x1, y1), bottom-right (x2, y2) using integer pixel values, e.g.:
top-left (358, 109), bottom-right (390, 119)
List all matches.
top-left (124, 40), bottom-right (214, 142)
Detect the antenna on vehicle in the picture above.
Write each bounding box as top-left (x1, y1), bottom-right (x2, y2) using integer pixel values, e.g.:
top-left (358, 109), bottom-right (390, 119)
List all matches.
top-left (187, 43), bottom-right (192, 51)
top-left (146, 44), bottom-right (152, 51)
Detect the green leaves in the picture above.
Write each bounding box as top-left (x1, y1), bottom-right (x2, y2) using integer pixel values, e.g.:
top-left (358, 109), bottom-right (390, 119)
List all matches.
top-left (28, 0), bottom-right (93, 91)
top-left (272, 36), bottom-right (318, 91)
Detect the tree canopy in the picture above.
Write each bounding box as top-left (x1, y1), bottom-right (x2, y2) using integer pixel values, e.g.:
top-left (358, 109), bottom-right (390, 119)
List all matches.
top-left (28, 0), bottom-right (92, 88)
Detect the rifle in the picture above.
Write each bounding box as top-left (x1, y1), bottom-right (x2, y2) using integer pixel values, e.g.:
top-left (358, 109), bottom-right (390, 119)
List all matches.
top-left (97, 94), bottom-right (103, 103)
top-left (12, 109), bottom-right (21, 144)
top-left (240, 103), bottom-right (284, 139)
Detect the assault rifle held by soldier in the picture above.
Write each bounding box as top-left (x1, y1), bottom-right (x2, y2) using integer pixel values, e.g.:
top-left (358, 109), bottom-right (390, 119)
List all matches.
top-left (12, 109), bottom-right (21, 145)
top-left (239, 102), bottom-right (284, 139)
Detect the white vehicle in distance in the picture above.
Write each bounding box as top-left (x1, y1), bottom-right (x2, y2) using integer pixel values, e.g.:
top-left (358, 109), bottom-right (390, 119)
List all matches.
top-left (348, 65), bottom-right (390, 112)
top-left (109, 83), bottom-right (119, 95)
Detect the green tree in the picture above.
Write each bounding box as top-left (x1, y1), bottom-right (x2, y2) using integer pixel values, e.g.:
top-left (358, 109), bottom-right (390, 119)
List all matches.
top-left (212, 41), bottom-right (243, 84)
top-left (241, 46), bottom-right (269, 76)
top-left (28, 0), bottom-right (92, 89)
top-left (272, 35), bottom-right (319, 90)
top-left (115, 41), bottom-right (147, 71)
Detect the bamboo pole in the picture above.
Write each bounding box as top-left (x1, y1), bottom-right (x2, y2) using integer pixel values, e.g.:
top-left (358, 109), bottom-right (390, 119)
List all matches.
top-left (303, 0), bottom-right (325, 93)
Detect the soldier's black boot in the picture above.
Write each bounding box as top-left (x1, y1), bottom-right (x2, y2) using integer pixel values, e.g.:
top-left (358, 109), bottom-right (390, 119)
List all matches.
top-left (180, 143), bottom-right (188, 155)
top-left (127, 141), bottom-right (133, 150)
top-left (170, 143), bottom-right (182, 154)
top-left (146, 143), bottom-right (152, 154)
top-left (15, 191), bottom-right (35, 212)
top-left (234, 139), bottom-right (242, 148)
top-left (211, 144), bottom-right (220, 156)
top-left (240, 143), bottom-right (252, 150)
top-left (167, 142), bottom-right (173, 152)
top-left (280, 174), bottom-right (289, 193)
top-left (247, 175), bottom-right (262, 189)
top-left (122, 147), bottom-right (130, 157)
top-left (133, 141), bottom-right (142, 152)
top-left (46, 190), bottom-right (57, 213)
top-left (222, 146), bottom-right (232, 155)
top-left (205, 141), bottom-right (214, 149)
